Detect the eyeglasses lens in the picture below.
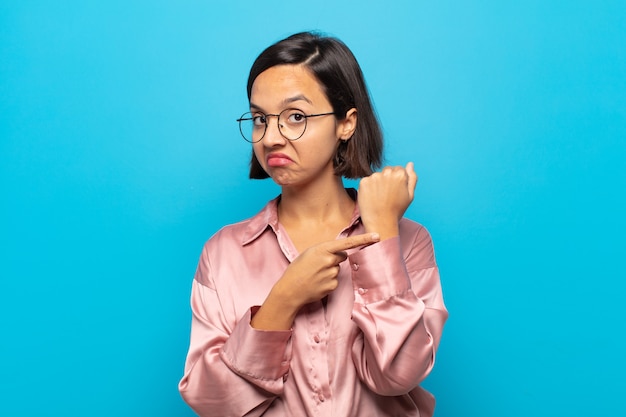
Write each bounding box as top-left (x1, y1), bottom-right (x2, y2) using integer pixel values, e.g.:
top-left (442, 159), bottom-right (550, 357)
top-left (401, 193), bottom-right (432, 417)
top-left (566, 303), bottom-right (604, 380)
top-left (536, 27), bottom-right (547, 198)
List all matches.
top-left (238, 110), bottom-right (308, 142)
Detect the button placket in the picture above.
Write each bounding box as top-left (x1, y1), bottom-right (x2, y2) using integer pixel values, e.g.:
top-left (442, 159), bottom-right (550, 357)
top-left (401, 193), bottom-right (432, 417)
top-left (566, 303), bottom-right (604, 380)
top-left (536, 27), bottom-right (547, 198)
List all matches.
top-left (304, 302), bottom-right (331, 411)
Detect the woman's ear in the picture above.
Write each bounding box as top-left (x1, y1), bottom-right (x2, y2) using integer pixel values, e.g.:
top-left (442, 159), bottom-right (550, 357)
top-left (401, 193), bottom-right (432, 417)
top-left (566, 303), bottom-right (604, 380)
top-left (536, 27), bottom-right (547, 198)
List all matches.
top-left (337, 108), bottom-right (357, 140)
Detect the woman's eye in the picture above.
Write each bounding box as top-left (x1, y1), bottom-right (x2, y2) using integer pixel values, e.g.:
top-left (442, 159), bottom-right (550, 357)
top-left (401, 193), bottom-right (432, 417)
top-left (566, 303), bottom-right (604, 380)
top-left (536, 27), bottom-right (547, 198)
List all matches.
top-left (252, 115), bottom-right (266, 126)
top-left (287, 112), bottom-right (306, 123)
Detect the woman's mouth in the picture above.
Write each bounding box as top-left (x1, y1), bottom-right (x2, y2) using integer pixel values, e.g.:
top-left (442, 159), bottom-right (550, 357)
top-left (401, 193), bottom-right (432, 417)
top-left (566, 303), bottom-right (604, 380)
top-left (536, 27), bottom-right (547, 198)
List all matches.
top-left (266, 153), bottom-right (293, 167)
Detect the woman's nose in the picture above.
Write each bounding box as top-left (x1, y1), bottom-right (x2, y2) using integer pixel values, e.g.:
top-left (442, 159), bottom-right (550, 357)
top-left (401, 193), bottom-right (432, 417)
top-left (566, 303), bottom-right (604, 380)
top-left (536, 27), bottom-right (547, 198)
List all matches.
top-left (262, 116), bottom-right (287, 146)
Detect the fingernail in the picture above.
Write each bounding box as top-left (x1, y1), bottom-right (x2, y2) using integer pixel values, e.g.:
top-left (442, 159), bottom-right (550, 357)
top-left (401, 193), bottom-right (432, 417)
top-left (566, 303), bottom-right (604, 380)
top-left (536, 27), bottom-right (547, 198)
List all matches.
top-left (371, 233), bottom-right (380, 240)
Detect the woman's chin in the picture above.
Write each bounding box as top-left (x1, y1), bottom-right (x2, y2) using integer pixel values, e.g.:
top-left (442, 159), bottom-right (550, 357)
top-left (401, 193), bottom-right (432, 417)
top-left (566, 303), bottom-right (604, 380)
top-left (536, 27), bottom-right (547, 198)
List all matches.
top-left (269, 172), bottom-right (294, 187)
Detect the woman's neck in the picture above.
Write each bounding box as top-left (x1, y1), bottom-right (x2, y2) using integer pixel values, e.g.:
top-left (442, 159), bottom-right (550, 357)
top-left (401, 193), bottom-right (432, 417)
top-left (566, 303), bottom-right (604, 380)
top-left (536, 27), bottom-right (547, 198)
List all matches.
top-left (278, 175), bottom-right (354, 227)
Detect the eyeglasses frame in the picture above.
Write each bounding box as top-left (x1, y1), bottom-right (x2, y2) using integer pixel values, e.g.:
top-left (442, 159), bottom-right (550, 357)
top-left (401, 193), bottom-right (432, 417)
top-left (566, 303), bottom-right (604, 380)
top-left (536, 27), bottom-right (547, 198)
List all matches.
top-left (236, 108), bottom-right (336, 143)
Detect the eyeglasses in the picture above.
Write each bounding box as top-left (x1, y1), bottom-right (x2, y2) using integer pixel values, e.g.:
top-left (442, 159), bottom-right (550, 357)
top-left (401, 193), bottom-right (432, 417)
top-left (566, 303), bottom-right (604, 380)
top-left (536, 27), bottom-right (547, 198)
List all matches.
top-left (236, 108), bottom-right (335, 143)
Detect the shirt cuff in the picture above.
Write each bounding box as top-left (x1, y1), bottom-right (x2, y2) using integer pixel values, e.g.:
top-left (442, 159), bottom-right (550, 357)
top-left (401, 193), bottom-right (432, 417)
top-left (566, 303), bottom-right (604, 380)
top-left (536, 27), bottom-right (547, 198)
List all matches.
top-left (348, 236), bottom-right (411, 304)
top-left (220, 307), bottom-right (292, 383)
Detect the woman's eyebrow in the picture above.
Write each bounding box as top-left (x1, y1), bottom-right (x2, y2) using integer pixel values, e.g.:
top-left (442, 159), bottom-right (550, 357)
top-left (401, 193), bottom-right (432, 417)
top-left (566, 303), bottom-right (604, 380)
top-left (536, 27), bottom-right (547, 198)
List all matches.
top-left (249, 102), bottom-right (263, 112)
top-left (281, 94), bottom-right (312, 106)
top-left (249, 95), bottom-right (313, 113)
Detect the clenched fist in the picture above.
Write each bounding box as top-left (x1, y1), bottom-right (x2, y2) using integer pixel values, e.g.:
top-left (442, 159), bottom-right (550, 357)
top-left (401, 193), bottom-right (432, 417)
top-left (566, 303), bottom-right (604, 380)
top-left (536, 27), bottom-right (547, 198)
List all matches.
top-left (357, 162), bottom-right (418, 240)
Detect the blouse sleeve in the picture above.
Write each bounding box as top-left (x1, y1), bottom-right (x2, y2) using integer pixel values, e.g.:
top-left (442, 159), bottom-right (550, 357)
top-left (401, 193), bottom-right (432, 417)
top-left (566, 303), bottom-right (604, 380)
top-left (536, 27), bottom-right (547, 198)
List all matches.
top-left (178, 245), bottom-right (292, 417)
top-left (348, 223), bottom-right (448, 396)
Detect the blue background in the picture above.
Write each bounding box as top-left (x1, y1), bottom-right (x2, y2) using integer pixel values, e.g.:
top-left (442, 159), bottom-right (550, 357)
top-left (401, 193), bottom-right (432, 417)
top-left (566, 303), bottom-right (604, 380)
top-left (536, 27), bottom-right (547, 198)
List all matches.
top-left (1, 1), bottom-right (625, 416)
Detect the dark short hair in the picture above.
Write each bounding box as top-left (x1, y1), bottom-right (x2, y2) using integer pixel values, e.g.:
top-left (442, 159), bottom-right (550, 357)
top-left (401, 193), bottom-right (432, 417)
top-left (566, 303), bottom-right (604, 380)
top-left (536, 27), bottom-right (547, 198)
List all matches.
top-left (246, 31), bottom-right (383, 179)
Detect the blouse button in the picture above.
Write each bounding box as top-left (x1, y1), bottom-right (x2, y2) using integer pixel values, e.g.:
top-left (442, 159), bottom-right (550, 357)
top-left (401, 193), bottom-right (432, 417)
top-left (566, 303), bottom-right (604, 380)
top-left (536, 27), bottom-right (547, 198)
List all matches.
top-left (313, 335), bottom-right (321, 343)
top-left (318, 394), bottom-right (325, 402)
top-left (351, 263), bottom-right (359, 271)
top-left (357, 288), bottom-right (367, 295)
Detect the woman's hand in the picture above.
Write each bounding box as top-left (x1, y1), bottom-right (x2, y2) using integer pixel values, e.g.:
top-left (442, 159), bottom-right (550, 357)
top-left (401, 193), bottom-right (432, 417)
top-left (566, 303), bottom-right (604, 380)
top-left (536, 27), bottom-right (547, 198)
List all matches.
top-left (251, 233), bottom-right (380, 330)
top-left (357, 162), bottom-right (418, 241)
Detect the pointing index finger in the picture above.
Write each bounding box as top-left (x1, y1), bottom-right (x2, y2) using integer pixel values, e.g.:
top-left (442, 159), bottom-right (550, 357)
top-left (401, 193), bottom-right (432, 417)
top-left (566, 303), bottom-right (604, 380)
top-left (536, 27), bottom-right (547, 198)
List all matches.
top-left (324, 233), bottom-right (380, 254)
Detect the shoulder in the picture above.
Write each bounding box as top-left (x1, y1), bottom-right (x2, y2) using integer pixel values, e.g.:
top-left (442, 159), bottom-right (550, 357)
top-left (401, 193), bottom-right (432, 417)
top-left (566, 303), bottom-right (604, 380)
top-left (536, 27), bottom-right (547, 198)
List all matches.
top-left (202, 196), bottom-right (279, 252)
top-left (193, 218), bottom-right (257, 288)
top-left (398, 217), bottom-right (432, 244)
top-left (202, 217), bottom-right (255, 254)
top-left (398, 218), bottom-right (437, 270)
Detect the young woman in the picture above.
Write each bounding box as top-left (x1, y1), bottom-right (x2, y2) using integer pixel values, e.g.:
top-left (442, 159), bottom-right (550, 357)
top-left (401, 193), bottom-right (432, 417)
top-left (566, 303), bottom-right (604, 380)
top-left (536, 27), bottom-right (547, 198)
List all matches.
top-left (179, 32), bottom-right (448, 417)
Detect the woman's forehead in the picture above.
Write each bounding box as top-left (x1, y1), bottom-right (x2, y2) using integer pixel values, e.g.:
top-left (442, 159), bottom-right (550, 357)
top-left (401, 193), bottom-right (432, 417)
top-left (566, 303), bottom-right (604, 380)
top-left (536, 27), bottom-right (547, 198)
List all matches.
top-left (250, 65), bottom-right (328, 110)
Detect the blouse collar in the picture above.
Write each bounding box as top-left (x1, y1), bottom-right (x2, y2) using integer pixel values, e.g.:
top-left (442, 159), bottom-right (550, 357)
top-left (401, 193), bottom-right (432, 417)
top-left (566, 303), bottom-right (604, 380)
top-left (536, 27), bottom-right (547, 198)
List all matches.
top-left (241, 188), bottom-right (361, 246)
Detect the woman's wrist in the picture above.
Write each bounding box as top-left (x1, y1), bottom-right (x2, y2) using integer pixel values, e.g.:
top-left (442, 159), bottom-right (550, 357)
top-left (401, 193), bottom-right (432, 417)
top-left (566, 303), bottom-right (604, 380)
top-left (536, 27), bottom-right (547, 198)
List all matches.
top-left (250, 288), bottom-right (300, 331)
top-left (363, 220), bottom-right (399, 241)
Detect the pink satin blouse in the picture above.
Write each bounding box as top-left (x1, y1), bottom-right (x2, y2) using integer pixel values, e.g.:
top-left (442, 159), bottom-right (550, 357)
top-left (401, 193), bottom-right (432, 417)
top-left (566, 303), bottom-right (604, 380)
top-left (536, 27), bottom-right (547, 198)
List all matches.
top-left (179, 194), bottom-right (448, 416)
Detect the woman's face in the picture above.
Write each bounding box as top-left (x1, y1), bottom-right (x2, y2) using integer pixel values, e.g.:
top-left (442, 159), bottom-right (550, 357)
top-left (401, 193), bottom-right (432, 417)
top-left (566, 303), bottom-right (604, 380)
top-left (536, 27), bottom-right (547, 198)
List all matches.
top-left (249, 64), bottom-right (356, 188)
